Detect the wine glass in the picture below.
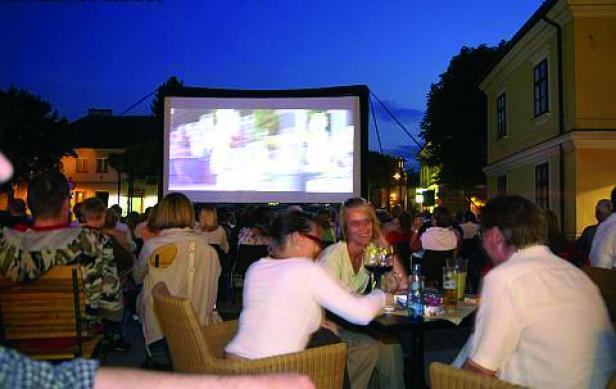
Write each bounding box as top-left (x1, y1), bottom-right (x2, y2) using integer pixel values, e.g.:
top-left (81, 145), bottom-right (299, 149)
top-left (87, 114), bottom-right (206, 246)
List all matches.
top-left (363, 243), bottom-right (394, 290)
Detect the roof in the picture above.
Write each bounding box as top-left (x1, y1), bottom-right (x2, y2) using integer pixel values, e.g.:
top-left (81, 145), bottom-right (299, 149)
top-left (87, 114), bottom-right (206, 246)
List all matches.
top-left (479, 0), bottom-right (559, 87)
top-left (69, 115), bottom-right (158, 149)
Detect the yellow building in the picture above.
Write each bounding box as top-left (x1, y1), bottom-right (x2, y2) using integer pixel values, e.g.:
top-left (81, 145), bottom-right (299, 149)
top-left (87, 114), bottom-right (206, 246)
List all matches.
top-left (480, 0), bottom-right (616, 238)
top-left (64, 109), bottom-right (159, 215)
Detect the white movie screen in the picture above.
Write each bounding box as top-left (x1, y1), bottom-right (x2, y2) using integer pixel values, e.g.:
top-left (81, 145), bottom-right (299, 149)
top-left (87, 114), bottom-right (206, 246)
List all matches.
top-left (163, 95), bottom-right (362, 203)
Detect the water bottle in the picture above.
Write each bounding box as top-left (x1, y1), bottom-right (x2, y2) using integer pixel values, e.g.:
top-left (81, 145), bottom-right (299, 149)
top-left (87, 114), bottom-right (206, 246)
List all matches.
top-left (407, 263), bottom-right (424, 317)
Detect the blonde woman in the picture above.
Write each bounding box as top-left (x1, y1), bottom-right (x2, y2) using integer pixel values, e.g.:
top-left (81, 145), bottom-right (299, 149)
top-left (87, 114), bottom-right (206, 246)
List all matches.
top-left (196, 205), bottom-right (229, 254)
top-left (135, 193), bottom-right (221, 369)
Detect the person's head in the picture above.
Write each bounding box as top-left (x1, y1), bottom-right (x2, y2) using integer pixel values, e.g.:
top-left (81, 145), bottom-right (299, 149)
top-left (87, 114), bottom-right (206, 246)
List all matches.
top-left (156, 192), bottom-right (195, 230)
top-left (80, 197), bottom-right (106, 229)
top-left (596, 199), bottom-right (613, 223)
top-left (27, 172), bottom-right (70, 221)
top-left (198, 205), bottom-right (218, 232)
top-left (432, 206), bottom-right (452, 228)
top-left (103, 208), bottom-right (119, 230)
top-left (464, 210), bottom-right (477, 223)
top-left (340, 198), bottom-right (380, 248)
top-left (252, 206), bottom-right (272, 236)
top-left (8, 198), bottom-right (26, 217)
top-left (480, 195), bottom-right (545, 265)
top-left (146, 204), bottom-right (160, 233)
top-left (269, 210), bottom-right (323, 260)
top-left (612, 186), bottom-right (616, 212)
top-left (109, 204), bottom-right (122, 218)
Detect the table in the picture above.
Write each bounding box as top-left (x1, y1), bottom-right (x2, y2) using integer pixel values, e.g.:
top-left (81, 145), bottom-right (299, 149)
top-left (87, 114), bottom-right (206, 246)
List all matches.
top-left (370, 304), bottom-right (477, 388)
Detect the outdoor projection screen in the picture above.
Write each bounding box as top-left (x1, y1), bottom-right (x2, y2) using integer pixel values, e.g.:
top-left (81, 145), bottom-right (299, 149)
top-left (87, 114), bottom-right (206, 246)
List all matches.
top-left (162, 86), bottom-right (369, 203)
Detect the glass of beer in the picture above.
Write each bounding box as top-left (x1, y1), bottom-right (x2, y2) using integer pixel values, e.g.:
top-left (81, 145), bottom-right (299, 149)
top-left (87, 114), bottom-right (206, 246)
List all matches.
top-left (442, 264), bottom-right (457, 313)
top-left (455, 259), bottom-right (468, 301)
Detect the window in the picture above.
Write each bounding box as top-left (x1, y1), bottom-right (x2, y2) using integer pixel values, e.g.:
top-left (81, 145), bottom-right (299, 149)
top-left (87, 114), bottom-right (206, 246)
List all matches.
top-left (497, 175), bottom-right (507, 195)
top-left (496, 93), bottom-right (507, 138)
top-left (76, 159), bottom-right (88, 173)
top-left (535, 163), bottom-right (549, 209)
top-left (533, 59), bottom-right (549, 117)
top-left (96, 158), bottom-right (108, 173)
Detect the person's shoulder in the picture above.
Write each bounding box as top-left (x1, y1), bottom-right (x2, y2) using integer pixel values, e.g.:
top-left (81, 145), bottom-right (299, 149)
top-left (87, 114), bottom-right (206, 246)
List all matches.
top-left (318, 241), bottom-right (345, 262)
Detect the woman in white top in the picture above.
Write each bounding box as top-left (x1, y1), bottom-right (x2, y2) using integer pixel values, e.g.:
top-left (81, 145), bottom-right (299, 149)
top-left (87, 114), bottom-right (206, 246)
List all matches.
top-left (196, 205), bottom-right (230, 254)
top-left (225, 210), bottom-right (386, 361)
top-left (135, 193), bottom-right (221, 369)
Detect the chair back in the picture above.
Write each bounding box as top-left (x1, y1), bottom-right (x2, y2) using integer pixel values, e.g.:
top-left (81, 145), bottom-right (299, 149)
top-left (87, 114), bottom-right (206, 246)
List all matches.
top-left (149, 243), bottom-right (178, 268)
top-left (0, 265), bottom-right (99, 360)
top-left (152, 281), bottom-right (213, 372)
top-left (422, 249), bottom-right (455, 287)
top-left (429, 362), bottom-right (526, 389)
top-left (583, 266), bottom-right (616, 323)
top-left (394, 242), bottom-right (411, 275)
top-left (153, 281), bottom-right (346, 388)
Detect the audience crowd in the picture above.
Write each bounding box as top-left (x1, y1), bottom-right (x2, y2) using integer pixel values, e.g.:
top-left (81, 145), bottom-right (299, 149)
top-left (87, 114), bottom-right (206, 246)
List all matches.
top-left (0, 165), bottom-right (614, 388)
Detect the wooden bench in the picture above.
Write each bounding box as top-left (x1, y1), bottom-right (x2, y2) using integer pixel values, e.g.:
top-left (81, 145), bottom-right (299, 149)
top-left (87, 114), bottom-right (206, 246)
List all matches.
top-left (0, 265), bottom-right (102, 360)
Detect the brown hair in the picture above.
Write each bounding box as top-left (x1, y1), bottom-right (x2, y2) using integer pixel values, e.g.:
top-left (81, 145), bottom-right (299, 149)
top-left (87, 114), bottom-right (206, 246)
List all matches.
top-left (481, 195), bottom-right (545, 249)
top-left (198, 205), bottom-right (218, 232)
top-left (156, 192), bottom-right (195, 230)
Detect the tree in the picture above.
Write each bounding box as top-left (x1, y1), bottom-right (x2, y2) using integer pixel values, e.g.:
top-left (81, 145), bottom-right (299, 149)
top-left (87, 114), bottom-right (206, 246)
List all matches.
top-left (151, 76), bottom-right (184, 129)
top-left (0, 87), bottom-right (74, 195)
top-left (108, 76), bottom-right (184, 209)
top-left (419, 43), bottom-right (507, 190)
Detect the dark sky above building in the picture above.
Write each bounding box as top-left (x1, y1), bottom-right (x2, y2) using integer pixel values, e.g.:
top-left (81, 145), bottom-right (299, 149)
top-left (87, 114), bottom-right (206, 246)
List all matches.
top-left (0, 0), bottom-right (541, 162)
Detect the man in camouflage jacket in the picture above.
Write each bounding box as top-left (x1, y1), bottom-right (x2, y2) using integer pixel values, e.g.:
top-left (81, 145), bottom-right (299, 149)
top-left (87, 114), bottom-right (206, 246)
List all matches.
top-left (0, 172), bottom-right (128, 350)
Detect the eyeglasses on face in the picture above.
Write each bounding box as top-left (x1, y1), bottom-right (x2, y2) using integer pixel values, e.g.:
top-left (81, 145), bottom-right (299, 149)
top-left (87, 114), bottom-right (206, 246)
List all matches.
top-left (300, 233), bottom-right (324, 249)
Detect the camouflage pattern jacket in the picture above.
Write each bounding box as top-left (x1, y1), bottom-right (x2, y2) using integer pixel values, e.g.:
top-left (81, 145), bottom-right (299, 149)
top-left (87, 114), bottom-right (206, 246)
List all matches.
top-left (0, 226), bottom-right (123, 319)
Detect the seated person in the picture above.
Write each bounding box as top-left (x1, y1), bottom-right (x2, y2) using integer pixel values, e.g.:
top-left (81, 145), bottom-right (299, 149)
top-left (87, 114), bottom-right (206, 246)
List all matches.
top-left (196, 204), bottom-right (230, 254)
top-left (225, 210), bottom-right (386, 379)
top-left (454, 195), bottom-right (616, 388)
top-left (410, 206), bottom-right (460, 255)
top-left (0, 172), bottom-right (128, 351)
top-left (318, 198), bottom-right (407, 389)
top-left (135, 193), bottom-right (221, 368)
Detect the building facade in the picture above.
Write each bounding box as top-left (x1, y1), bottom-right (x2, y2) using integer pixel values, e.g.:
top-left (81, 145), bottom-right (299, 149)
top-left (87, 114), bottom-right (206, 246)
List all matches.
top-left (480, 0), bottom-right (616, 238)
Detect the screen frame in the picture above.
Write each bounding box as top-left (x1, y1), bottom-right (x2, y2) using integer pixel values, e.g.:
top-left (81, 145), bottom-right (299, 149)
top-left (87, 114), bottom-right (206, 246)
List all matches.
top-left (161, 85), bottom-right (369, 204)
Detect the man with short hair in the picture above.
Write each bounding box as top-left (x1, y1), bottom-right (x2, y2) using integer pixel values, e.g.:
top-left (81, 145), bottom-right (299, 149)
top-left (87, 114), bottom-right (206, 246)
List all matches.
top-left (576, 198), bottom-right (612, 266)
top-left (0, 172), bottom-right (129, 351)
top-left (457, 195), bottom-right (615, 388)
top-left (590, 187), bottom-right (616, 269)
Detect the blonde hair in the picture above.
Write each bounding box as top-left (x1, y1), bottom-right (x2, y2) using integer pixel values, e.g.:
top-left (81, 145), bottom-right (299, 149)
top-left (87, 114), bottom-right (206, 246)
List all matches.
top-left (156, 192), bottom-right (195, 230)
top-left (340, 198), bottom-right (381, 242)
top-left (199, 205), bottom-right (218, 232)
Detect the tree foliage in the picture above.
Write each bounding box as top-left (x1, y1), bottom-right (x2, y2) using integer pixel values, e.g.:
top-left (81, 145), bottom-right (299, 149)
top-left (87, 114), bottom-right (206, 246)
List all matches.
top-left (419, 43), bottom-right (507, 190)
top-left (0, 87), bottom-right (74, 188)
top-left (151, 76), bottom-right (184, 129)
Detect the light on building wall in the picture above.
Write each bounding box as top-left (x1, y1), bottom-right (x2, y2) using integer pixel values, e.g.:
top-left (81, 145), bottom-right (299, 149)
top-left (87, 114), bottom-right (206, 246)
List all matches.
top-left (393, 172), bottom-right (401, 181)
top-left (415, 193), bottom-right (424, 203)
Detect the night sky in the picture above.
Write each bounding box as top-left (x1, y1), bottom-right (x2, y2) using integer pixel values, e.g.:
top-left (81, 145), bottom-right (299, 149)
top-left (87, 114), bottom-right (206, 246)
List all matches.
top-left (0, 0), bottom-right (542, 163)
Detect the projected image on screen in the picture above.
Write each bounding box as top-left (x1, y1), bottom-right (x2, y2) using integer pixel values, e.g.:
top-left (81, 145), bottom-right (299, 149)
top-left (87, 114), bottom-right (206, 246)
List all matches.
top-left (164, 92), bottom-right (364, 203)
top-left (169, 108), bottom-right (353, 193)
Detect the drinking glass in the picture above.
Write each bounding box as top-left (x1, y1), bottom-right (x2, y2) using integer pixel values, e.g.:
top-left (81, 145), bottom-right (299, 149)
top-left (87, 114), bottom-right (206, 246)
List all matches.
top-left (363, 243), bottom-right (394, 290)
top-left (442, 264), bottom-right (457, 313)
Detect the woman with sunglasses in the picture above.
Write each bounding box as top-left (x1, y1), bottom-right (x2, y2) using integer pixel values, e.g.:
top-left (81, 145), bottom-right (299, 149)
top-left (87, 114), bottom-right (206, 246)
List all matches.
top-left (225, 209), bottom-right (387, 362)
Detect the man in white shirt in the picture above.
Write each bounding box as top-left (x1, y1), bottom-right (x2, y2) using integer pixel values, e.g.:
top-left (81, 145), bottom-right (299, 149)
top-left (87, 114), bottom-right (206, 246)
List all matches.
top-left (457, 195), bottom-right (616, 388)
top-left (589, 186), bottom-right (616, 269)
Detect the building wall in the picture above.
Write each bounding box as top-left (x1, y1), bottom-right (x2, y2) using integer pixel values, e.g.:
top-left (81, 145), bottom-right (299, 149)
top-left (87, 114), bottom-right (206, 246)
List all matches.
top-left (573, 16), bottom-right (616, 129)
top-left (575, 148), bottom-right (616, 234)
top-left (483, 21), bottom-right (563, 165)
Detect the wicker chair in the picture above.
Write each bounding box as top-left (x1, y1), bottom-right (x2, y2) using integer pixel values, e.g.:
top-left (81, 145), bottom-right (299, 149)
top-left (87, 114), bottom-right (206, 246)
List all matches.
top-left (429, 362), bottom-right (526, 389)
top-left (152, 282), bottom-right (346, 389)
top-left (583, 266), bottom-right (616, 326)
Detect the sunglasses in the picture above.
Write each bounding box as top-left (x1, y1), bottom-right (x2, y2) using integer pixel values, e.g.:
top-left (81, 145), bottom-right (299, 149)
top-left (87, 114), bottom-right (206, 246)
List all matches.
top-left (300, 233), bottom-right (325, 249)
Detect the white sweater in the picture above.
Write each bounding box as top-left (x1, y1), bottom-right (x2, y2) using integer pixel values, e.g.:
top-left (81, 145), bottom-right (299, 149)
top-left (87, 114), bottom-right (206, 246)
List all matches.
top-left (225, 257), bottom-right (385, 359)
